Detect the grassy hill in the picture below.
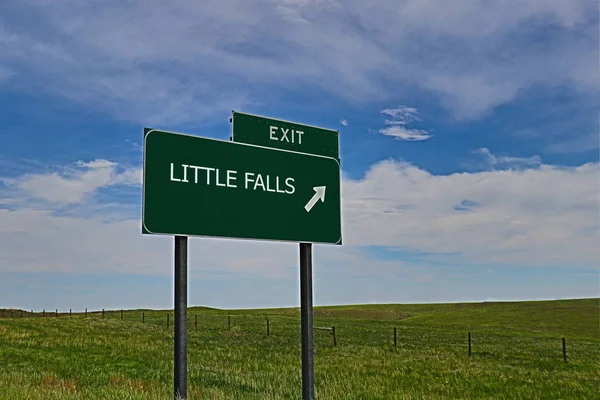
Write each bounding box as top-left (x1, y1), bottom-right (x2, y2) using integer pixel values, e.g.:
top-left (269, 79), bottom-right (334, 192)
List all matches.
top-left (0, 298), bottom-right (598, 399)
top-left (310, 298), bottom-right (600, 338)
top-left (204, 297), bottom-right (599, 338)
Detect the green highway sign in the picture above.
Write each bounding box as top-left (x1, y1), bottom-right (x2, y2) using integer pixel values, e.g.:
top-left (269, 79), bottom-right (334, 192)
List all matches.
top-left (142, 128), bottom-right (342, 245)
top-left (231, 111), bottom-right (339, 159)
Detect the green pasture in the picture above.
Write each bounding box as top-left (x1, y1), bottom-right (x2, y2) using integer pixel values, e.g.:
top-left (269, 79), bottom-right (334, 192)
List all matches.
top-left (0, 298), bottom-right (598, 399)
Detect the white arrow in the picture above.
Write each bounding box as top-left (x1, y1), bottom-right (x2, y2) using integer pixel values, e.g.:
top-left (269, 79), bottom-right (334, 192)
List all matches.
top-left (304, 186), bottom-right (326, 212)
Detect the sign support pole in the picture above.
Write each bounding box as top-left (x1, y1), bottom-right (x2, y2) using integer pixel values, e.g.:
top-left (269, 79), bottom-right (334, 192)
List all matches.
top-left (174, 236), bottom-right (188, 400)
top-left (300, 242), bottom-right (314, 400)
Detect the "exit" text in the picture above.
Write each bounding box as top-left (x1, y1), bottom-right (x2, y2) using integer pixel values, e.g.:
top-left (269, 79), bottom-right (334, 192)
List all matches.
top-left (270, 125), bottom-right (304, 144)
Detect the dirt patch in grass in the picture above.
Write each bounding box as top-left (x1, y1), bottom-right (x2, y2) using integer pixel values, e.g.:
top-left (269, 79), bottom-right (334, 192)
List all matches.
top-left (109, 375), bottom-right (158, 392)
top-left (40, 375), bottom-right (78, 392)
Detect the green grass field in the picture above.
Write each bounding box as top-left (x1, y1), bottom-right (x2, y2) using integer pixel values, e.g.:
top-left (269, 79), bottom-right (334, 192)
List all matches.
top-left (0, 298), bottom-right (598, 399)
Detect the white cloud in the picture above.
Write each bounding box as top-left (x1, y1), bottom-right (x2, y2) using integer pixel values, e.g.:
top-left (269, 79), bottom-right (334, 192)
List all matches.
top-left (0, 0), bottom-right (596, 123)
top-left (340, 119), bottom-right (348, 126)
top-left (378, 126), bottom-right (432, 141)
top-left (0, 207), bottom-right (431, 285)
top-left (76, 160), bottom-right (115, 169)
top-left (1, 159), bottom-right (141, 205)
top-left (473, 147), bottom-right (542, 169)
top-left (381, 106), bottom-right (420, 123)
top-left (342, 158), bottom-right (599, 268)
top-left (378, 105), bottom-right (433, 141)
top-left (0, 155), bottom-right (597, 280)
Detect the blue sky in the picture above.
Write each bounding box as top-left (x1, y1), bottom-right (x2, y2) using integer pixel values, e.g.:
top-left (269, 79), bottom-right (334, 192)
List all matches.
top-left (0, 0), bottom-right (598, 311)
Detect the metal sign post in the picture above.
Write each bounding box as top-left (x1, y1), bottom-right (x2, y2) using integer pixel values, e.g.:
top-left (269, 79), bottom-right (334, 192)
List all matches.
top-left (174, 236), bottom-right (188, 399)
top-left (300, 242), bottom-right (314, 399)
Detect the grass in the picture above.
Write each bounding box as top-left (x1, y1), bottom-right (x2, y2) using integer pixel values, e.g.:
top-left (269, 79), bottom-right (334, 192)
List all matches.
top-left (0, 298), bottom-right (598, 399)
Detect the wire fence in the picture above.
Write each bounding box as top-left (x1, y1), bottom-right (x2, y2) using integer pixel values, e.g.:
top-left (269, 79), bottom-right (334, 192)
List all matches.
top-left (1, 308), bottom-right (598, 364)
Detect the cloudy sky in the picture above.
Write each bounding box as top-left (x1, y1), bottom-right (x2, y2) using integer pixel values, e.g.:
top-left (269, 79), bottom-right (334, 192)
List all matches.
top-left (0, 0), bottom-right (598, 311)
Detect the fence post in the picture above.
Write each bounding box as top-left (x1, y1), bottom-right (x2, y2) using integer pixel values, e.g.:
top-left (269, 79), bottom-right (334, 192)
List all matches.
top-left (167, 313), bottom-right (170, 328)
top-left (562, 338), bottom-right (567, 363)
top-left (142, 312), bottom-right (145, 324)
top-left (194, 315), bottom-right (197, 330)
top-left (266, 318), bottom-right (270, 336)
top-left (85, 308), bottom-right (87, 318)
top-left (43, 309), bottom-right (45, 318)
top-left (468, 332), bottom-right (472, 356)
top-left (394, 327), bottom-right (397, 347)
top-left (120, 309), bottom-right (123, 321)
top-left (332, 326), bottom-right (337, 346)
top-left (69, 309), bottom-right (72, 318)
top-left (228, 316), bottom-right (231, 331)
top-left (102, 309), bottom-right (105, 319)
top-left (55, 309), bottom-right (58, 317)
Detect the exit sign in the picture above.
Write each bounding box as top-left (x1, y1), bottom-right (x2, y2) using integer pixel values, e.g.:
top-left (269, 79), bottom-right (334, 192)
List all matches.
top-left (231, 111), bottom-right (339, 159)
